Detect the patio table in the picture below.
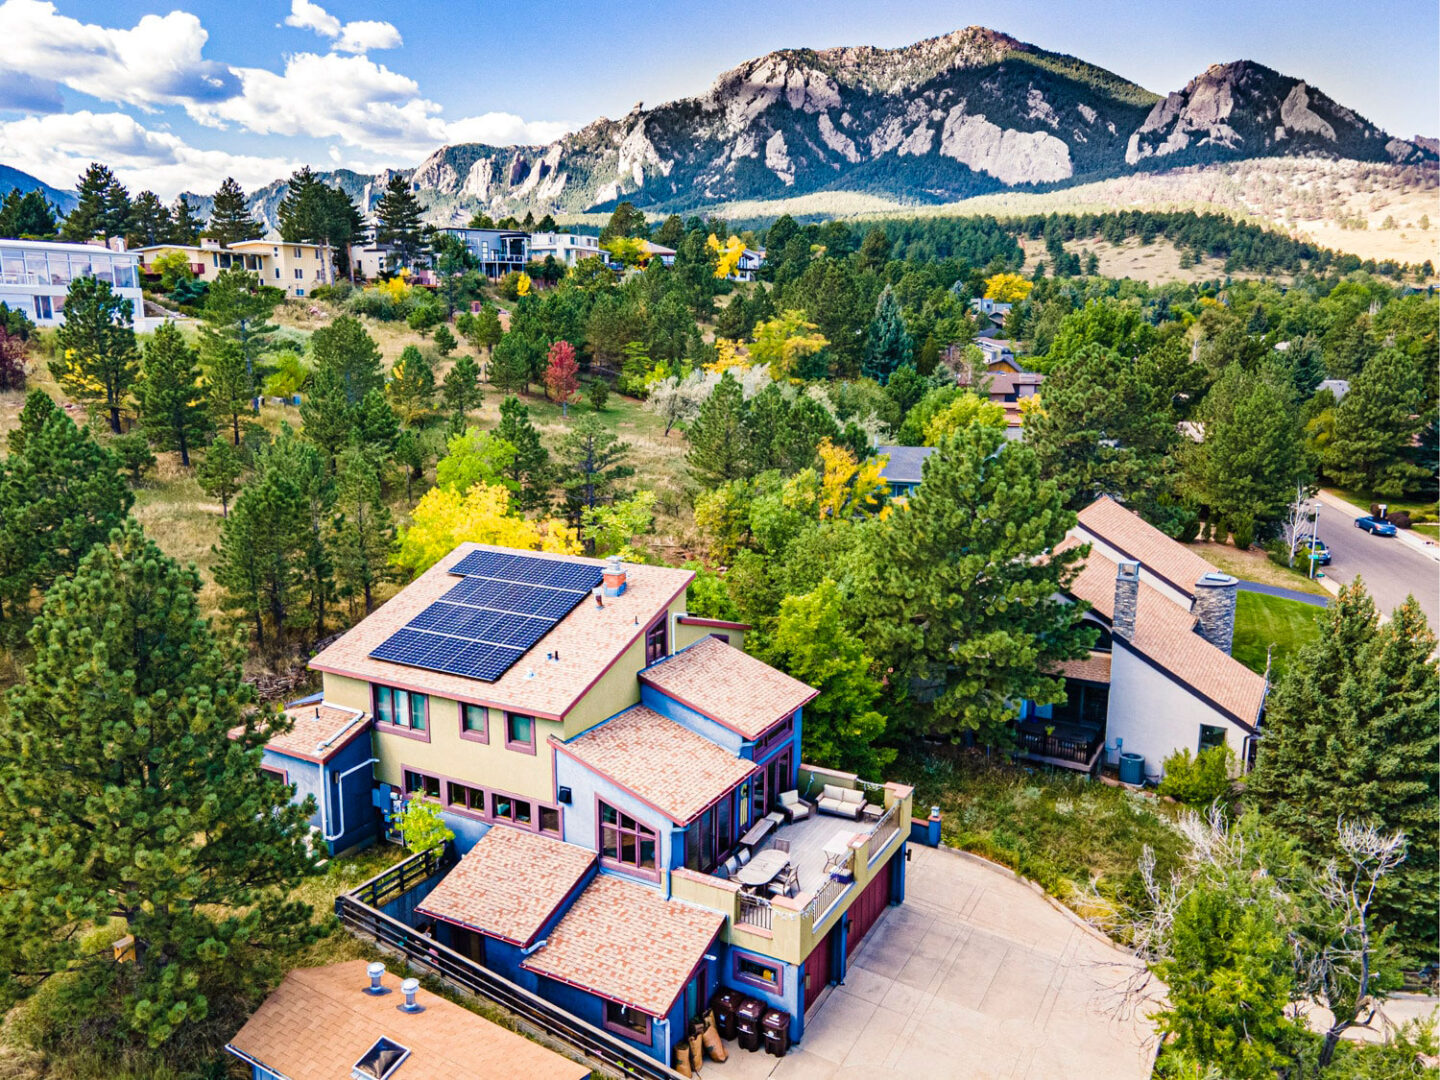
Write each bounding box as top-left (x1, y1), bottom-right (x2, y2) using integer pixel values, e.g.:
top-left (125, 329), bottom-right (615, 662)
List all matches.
top-left (738, 815), bottom-right (777, 849)
top-left (733, 849), bottom-right (790, 889)
top-left (822, 829), bottom-right (857, 872)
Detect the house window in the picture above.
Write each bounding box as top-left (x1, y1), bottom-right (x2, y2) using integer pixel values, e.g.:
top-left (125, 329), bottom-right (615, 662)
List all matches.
top-left (505, 712), bottom-right (535, 753)
top-left (1199, 725), bottom-right (1227, 753)
top-left (294, 268), bottom-right (303, 279)
top-left (404, 769), bottom-right (440, 800)
top-left (490, 791), bottom-right (532, 826)
top-left (645, 617), bottom-right (668, 665)
top-left (293, 246), bottom-right (302, 258)
top-left (539, 805), bottom-right (561, 835)
top-left (599, 800), bottom-right (657, 874)
top-left (274, 268), bottom-right (280, 278)
top-left (447, 781), bottom-right (485, 813)
top-left (32, 295), bottom-right (51, 320)
top-left (296, 288), bottom-right (304, 297)
top-left (755, 717), bottom-right (794, 760)
top-left (734, 953), bottom-right (783, 993)
top-left (460, 703), bottom-right (489, 742)
top-left (375, 686), bottom-right (428, 733)
top-left (260, 765), bottom-right (288, 785)
top-left (603, 1000), bottom-right (651, 1041)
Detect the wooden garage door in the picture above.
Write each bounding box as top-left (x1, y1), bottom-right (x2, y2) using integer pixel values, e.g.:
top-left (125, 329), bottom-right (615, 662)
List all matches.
top-left (846, 861), bottom-right (892, 958)
top-left (803, 924), bottom-right (834, 1012)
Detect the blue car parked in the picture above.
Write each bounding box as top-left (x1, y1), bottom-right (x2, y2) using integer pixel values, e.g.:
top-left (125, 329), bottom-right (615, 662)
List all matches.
top-left (1354, 515), bottom-right (1398, 537)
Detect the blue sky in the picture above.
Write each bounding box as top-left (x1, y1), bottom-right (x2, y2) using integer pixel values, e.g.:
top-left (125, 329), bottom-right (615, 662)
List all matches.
top-left (1, 0), bottom-right (1435, 199)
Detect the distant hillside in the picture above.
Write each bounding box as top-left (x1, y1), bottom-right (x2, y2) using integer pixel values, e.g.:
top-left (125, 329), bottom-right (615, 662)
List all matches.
top-left (0, 164), bottom-right (76, 215)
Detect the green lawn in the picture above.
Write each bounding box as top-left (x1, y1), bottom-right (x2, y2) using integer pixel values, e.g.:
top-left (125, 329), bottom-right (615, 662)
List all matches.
top-left (1232, 589), bottom-right (1325, 682)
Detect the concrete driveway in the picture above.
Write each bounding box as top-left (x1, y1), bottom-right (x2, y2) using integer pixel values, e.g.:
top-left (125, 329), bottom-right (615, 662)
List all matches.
top-left (710, 845), bottom-right (1158, 1079)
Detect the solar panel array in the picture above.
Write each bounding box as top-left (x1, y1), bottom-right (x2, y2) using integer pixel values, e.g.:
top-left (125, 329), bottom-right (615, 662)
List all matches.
top-left (369, 551), bottom-right (604, 682)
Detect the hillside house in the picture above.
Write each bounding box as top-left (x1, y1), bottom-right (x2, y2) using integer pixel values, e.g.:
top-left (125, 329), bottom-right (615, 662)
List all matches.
top-left (1018, 497), bottom-right (1269, 781)
top-left (641, 240), bottom-right (676, 267)
top-left (730, 247), bottom-right (766, 282)
top-left (875, 445), bottom-right (936, 499)
top-left (530, 231), bottom-right (603, 266)
top-left (134, 237), bottom-right (335, 298)
top-left (0, 237), bottom-right (152, 329)
top-left (271, 545), bottom-right (912, 1066)
top-left (438, 227), bottom-right (530, 278)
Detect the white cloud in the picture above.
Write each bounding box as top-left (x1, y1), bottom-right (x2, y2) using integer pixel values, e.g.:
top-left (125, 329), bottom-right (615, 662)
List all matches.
top-left (445, 113), bottom-right (574, 147)
top-left (0, 0), bottom-right (239, 111)
top-left (282, 0), bottom-right (400, 53)
top-left (0, 110), bottom-right (301, 199)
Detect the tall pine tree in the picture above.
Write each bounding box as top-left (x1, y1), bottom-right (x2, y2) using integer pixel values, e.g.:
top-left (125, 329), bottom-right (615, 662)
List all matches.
top-left (136, 321), bottom-right (211, 466)
top-left (374, 174), bottom-right (425, 269)
top-left (558, 414), bottom-right (634, 540)
top-left (60, 162), bottom-right (130, 242)
top-left (1324, 348), bottom-right (1430, 496)
top-left (332, 445), bottom-right (397, 615)
top-left (686, 371), bottom-right (750, 487)
top-left (205, 177), bottom-right (261, 247)
top-left (51, 276), bottom-right (139, 433)
top-left (861, 284), bottom-right (912, 385)
top-left (495, 395), bottom-right (551, 511)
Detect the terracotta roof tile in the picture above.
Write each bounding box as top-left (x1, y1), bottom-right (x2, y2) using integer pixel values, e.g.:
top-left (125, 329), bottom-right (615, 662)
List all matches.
top-left (1076, 496), bottom-right (1220, 600)
top-left (310, 545), bottom-right (693, 720)
top-left (638, 636), bottom-right (817, 739)
top-left (260, 703), bottom-right (370, 763)
top-left (521, 875), bottom-right (723, 1017)
top-left (1046, 651), bottom-right (1112, 684)
top-left (558, 706), bottom-right (758, 823)
top-left (1062, 539), bottom-right (1266, 726)
top-left (417, 826), bottom-right (595, 946)
top-left (226, 960), bottom-right (589, 1080)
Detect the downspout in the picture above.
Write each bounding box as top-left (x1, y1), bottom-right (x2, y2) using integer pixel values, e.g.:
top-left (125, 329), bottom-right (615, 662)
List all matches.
top-left (323, 757), bottom-right (379, 843)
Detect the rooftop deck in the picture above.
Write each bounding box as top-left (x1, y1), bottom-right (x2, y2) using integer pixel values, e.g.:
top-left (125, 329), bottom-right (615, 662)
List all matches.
top-left (750, 809), bottom-right (872, 897)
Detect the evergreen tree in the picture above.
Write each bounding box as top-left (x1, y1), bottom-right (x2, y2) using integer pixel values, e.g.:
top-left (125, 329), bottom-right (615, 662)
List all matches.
top-left (168, 197), bottom-right (203, 244)
top-left (441, 353), bottom-right (483, 427)
top-left (310, 314), bottom-right (384, 405)
top-left (489, 331), bottom-right (535, 394)
top-left (205, 177), bottom-right (261, 247)
top-left (374, 174), bottom-right (425, 269)
top-left (0, 522), bottom-right (320, 1045)
top-left (849, 422), bottom-right (1094, 743)
top-left (0, 189), bottom-right (58, 238)
top-left (557, 414), bottom-right (633, 540)
top-left (298, 363), bottom-right (352, 469)
top-left (331, 445), bottom-right (396, 614)
top-left (125, 190), bottom-right (171, 248)
top-left (195, 438), bottom-right (243, 517)
top-left (599, 201), bottom-right (649, 242)
top-left (203, 338), bottom-right (253, 447)
top-left (1249, 583), bottom-right (1438, 962)
top-left (136, 322), bottom-right (211, 466)
top-left (51, 276), bottom-right (138, 433)
top-left (387, 344), bottom-right (436, 425)
top-left (686, 372), bottom-right (750, 487)
top-left (277, 167), bottom-right (362, 277)
top-left (856, 226), bottom-right (890, 272)
top-left (259, 427), bottom-right (334, 646)
top-left (60, 162), bottom-right (130, 242)
top-left (200, 268), bottom-right (278, 426)
top-left (354, 388), bottom-right (401, 462)
top-left (495, 395), bottom-right (551, 512)
top-left (1324, 349), bottom-right (1430, 496)
top-left (861, 284), bottom-right (912, 385)
top-left (467, 304), bottom-right (503, 358)
top-left (0, 395), bottom-right (132, 631)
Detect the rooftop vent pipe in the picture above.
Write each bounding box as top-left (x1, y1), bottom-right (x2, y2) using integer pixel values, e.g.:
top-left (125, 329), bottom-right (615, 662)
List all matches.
top-left (364, 962), bottom-right (389, 995)
top-left (398, 978), bottom-right (424, 1014)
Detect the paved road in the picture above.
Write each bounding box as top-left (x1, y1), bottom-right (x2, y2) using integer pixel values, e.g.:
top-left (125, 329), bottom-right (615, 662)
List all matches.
top-left (1314, 499), bottom-right (1440, 629)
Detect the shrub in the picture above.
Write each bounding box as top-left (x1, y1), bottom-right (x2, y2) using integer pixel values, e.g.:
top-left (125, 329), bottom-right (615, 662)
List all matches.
top-left (309, 282), bottom-right (354, 304)
top-left (111, 430), bottom-right (156, 484)
top-left (586, 378), bottom-right (610, 411)
top-left (1387, 510), bottom-right (1412, 529)
top-left (1229, 515), bottom-right (1256, 549)
top-left (1157, 745), bottom-right (1235, 805)
top-left (396, 798), bottom-right (454, 854)
top-left (433, 324), bottom-right (457, 356)
top-left (407, 304), bottom-right (443, 334)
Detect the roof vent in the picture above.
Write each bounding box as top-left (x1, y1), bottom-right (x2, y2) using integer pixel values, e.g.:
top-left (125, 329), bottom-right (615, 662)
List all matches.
top-left (363, 961), bottom-right (389, 995)
top-left (353, 1036), bottom-right (410, 1079)
top-left (397, 977), bottom-right (424, 1014)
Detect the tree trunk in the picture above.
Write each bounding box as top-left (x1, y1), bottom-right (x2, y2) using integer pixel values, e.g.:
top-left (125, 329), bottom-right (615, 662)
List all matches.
top-left (178, 429), bottom-right (190, 468)
top-left (108, 403), bottom-right (122, 434)
top-left (232, 411), bottom-right (241, 445)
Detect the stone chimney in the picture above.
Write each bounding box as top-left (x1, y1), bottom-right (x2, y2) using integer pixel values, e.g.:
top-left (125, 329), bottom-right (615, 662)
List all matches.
top-left (1113, 561), bottom-right (1140, 641)
top-left (602, 554), bottom-right (627, 597)
top-left (1193, 572), bottom-right (1239, 654)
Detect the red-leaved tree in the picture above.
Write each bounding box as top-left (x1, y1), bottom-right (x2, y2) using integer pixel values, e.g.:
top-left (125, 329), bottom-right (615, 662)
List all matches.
top-left (545, 339), bottom-right (579, 416)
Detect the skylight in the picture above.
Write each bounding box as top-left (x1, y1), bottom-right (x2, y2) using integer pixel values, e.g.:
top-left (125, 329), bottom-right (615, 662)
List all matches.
top-left (352, 1036), bottom-right (410, 1080)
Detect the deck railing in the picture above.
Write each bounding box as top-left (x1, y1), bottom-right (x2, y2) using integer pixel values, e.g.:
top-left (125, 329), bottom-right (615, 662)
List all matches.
top-left (866, 803), bottom-right (900, 865)
top-left (736, 892), bottom-right (773, 932)
top-left (1017, 724), bottom-right (1104, 767)
top-left (336, 848), bottom-right (686, 1080)
top-left (801, 873), bottom-right (850, 927)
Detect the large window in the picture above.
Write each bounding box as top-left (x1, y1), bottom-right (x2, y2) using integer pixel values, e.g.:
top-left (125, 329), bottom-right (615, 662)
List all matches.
top-left (447, 781), bottom-right (486, 813)
top-left (505, 712), bottom-right (535, 753)
top-left (1198, 724), bottom-right (1227, 753)
top-left (491, 791), bottom-right (533, 827)
top-left (603, 1000), bottom-right (650, 1042)
top-left (460, 703), bottom-right (489, 742)
top-left (599, 801), bottom-right (657, 875)
top-left (404, 769), bottom-right (440, 800)
top-left (733, 953), bottom-right (783, 993)
top-left (645, 616), bottom-right (668, 665)
top-left (375, 685), bottom-right (428, 734)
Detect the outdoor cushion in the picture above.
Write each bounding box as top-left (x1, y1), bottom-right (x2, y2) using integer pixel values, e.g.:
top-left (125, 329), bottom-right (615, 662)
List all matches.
top-left (821, 784), bottom-right (846, 802)
top-left (840, 788), bottom-right (864, 805)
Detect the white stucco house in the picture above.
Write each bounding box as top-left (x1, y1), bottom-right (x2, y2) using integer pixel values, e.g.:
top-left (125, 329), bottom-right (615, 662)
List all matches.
top-left (1019, 496), bottom-right (1269, 782)
top-left (0, 237), bottom-right (156, 331)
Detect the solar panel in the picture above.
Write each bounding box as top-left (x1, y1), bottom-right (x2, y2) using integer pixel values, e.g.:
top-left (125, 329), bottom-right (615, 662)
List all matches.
top-left (369, 550), bottom-right (605, 682)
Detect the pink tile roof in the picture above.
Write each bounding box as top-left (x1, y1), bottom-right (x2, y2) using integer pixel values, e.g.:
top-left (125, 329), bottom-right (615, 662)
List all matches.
top-left (260, 703), bottom-right (370, 763)
top-left (1076, 496), bottom-right (1220, 600)
top-left (521, 875), bottom-right (723, 1017)
top-left (557, 706), bottom-right (758, 824)
top-left (638, 636), bottom-right (817, 739)
top-left (226, 961), bottom-right (589, 1080)
top-left (309, 544), bottom-right (694, 720)
top-left (1045, 651), bottom-right (1112, 684)
top-left (1061, 538), bottom-right (1266, 727)
top-left (417, 826), bottom-right (595, 947)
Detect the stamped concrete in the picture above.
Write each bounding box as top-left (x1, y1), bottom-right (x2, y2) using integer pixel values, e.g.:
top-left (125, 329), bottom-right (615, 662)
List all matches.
top-left (706, 845), bottom-right (1158, 1080)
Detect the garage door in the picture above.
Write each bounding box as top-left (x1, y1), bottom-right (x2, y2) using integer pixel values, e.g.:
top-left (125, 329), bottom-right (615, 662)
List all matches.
top-left (804, 924), bottom-right (834, 1013)
top-left (846, 860), bottom-right (893, 958)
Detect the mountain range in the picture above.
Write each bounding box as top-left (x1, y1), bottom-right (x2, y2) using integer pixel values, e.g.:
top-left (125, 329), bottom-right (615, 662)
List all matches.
top-left (4, 27), bottom-right (1434, 230)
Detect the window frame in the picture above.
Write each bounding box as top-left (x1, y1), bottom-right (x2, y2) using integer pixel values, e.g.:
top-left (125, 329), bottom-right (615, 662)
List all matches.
top-left (259, 764), bottom-right (289, 786)
top-left (403, 768), bottom-right (441, 802)
top-left (1198, 724), bottom-right (1228, 754)
top-left (459, 703), bottom-right (490, 744)
top-left (505, 711), bottom-right (536, 755)
top-left (602, 999), bottom-right (652, 1043)
top-left (597, 798), bottom-right (660, 881)
top-left (644, 615), bottom-right (668, 666)
top-left (732, 951), bottom-right (784, 994)
top-left (373, 685), bottom-right (431, 742)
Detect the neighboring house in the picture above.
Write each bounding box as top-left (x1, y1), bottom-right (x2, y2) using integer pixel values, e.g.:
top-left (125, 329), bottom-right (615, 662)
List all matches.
top-left (975, 338), bottom-right (1024, 372)
top-left (288, 545), bottom-right (913, 1066)
top-left (969, 297), bottom-right (1013, 318)
top-left (641, 240), bottom-right (676, 267)
top-left (439, 227), bottom-right (530, 278)
top-left (964, 369), bottom-right (1043, 405)
top-left (730, 247), bottom-right (765, 282)
top-left (134, 237), bottom-right (335, 298)
top-left (0, 237), bottom-right (152, 330)
top-left (1018, 497), bottom-right (1268, 782)
top-left (529, 231), bottom-right (603, 266)
top-left (348, 240), bottom-right (394, 280)
top-left (876, 445), bottom-right (936, 499)
top-left (225, 960), bottom-right (589, 1080)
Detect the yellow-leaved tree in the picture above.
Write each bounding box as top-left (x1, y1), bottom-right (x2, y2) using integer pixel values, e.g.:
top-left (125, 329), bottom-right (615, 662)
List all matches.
top-left (783, 438), bottom-right (889, 520)
top-left (749, 310), bottom-right (828, 381)
top-left (515, 271), bottom-right (532, 297)
top-left (377, 273), bottom-right (412, 304)
top-left (394, 483), bottom-right (578, 576)
top-left (705, 337), bottom-right (751, 374)
top-left (601, 237), bottom-right (647, 267)
top-left (983, 273), bottom-right (1033, 303)
top-left (923, 395), bottom-right (1007, 446)
top-left (707, 234), bottom-right (747, 279)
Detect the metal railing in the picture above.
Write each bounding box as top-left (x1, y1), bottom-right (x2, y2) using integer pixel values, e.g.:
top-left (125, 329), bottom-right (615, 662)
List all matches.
top-left (801, 873), bottom-right (850, 927)
top-left (1017, 724), bottom-right (1104, 767)
top-left (866, 803), bottom-right (900, 865)
top-left (336, 848), bottom-right (687, 1080)
top-left (736, 892), bottom-right (773, 931)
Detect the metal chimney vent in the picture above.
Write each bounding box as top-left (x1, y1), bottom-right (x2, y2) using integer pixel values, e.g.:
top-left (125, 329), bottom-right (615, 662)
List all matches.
top-left (397, 977), bottom-right (424, 1014)
top-left (363, 962), bottom-right (389, 995)
top-left (352, 1036), bottom-right (410, 1079)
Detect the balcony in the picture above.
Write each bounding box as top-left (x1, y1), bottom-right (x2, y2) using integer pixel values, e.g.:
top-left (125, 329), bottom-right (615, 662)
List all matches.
top-left (1015, 721), bottom-right (1105, 772)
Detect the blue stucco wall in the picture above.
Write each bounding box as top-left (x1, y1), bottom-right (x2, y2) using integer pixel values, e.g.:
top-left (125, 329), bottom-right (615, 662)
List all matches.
top-left (264, 735), bottom-right (377, 855)
top-left (374, 781), bottom-right (493, 854)
top-left (555, 746), bottom-right (675, 891)
top-left (723, 942), bottom-right (805, 1043)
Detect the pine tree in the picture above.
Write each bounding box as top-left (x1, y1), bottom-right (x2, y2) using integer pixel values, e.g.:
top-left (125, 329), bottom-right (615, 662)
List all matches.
top-left (441, 354), bottom-right (483, 427)
top-left (5, 389), bottom-right (58, 455)
top-left (354, 389), bottom-right (400, 461)
top-left (60, 162), bottom-right (129, 242)
top-left (125, 190), bottom-right (171, 248)
top-left (0, 189), bottom-right (57, 238)
top-left (861, 285), bottom-right (912, 385)
top-left (51, 276), bottom-right (138, 433)
top-left (298, 363), bottom-right (353, 469)
top-left (387, 345), bottom-right (435, 425)
top-left (277, 167), bottom-right (361, 278)
top-left (849, 422), bottom-right (1094, 743)
top-left (1324, 349), bottom-right (1431, 496)
top-left (310, 314), bottom-right (384, 406)
top-left (374, 174), bottom-right (425, 269)
top-left (136, 322), bottom-right (211, 466)
top-left (558, 415), bottom-right (634, 544)
top-left (495, 396), bottom-right (550, 512)
top-left (489, 332), bottom-right (535, 394)
top-left (203, 338), bottom-right (253, 447)
top-left (260, 427), bottom-right (333, 647)
top-left (332, 446), bottom-right (396, 614)
top-left (168, 197), bottom-right (203, 244)
top-left (1249, 583), bottom-right (1438, 962)
top-left (0, 522), bottom-right (320, 1044)
top-left (195, 438), bottom-right (243, 517)
top-left (467, 304), bottom-right (503, 359)
top-left (200, 268), bottom-right (278, 434)
top-left (205, 177), bottom-right (261, 247)
top-left (686, 371), bottom-right (750, 487)
top-left (599, 201), bottom-right (649, 242)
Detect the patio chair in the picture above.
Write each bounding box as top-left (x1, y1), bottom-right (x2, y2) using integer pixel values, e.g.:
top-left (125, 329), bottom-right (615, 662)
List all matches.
top-left (737, 847), bottom-right (752, 866)
top-left (777, 789), bottom-right (812, 823)
top-left (723, 855), bottom-right (740, 877)
top-left (772, 838), bottom-right (791, 854)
